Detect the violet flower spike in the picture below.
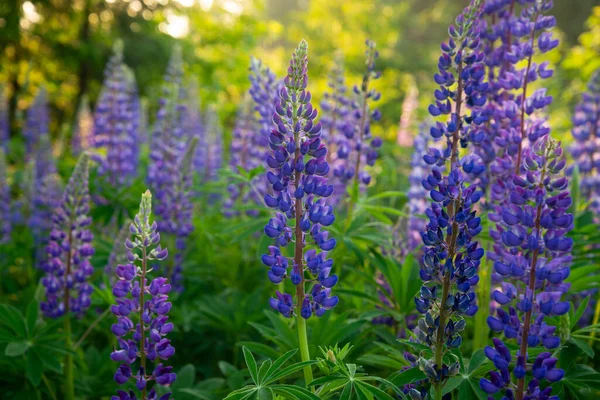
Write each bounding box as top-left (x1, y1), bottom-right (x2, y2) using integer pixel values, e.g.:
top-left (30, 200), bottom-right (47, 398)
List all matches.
top-left (92, 40), bottom-right (140, 187)
top-left (40, 153), bottom-right (94, 318)
top-left (110, 190), bottom-right (175, 400)
top-left (411, 2), bottom-right (485, 399)
top-left (0, 149), bottom-right (10, 244)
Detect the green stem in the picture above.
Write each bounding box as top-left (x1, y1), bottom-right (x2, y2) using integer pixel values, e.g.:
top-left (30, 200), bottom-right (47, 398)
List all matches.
top-left (296, 315), bottom-right (313, 386)
top-left (64, 317), bottom-right (75, 400)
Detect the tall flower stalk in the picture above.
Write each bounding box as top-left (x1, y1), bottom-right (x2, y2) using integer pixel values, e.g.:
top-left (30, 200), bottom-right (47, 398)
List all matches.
top-left (92, 41), bottom-right (139, 187)
top-left (72, 95), bottom-right (93, 157)
top-left (569, 69), bottom-right (600, 211)
top-left (110, 191), bottom-right (175, 400)
top-left (411, 2), bottom-right (487, 399)
top-left (346, 40), bottom-right (382, 215)
top-left (0, 87), bottom-right (7, 151)
top-left (262, 40), bottom-right (338, 385)
top-left (40, 153), bottom-right (93, 400)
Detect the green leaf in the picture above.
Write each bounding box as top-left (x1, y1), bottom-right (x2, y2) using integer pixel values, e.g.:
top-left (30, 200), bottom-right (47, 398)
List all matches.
top-left (242, 347), bottom-right (259, 384)
top-left (223, 387), bottom-right (257, 400)
top-left (5, 341), bottom-right (29, 357)
top-left (270, 384), bottom-right (320, 400)
top-left (257, 387), bottom-right (273, 400)
top-left (26, 348), bottom-right (43, 386)
top-left (355, 381), bottom-right (396, 400)
top-left (25, 302), bottom-right (38, 336)
top-left (35, 348), bottom-right (62, 373)
top-left (441, 376), bottom-right (464, 395)
top-left (0, 304), bottom-right (27, 337)
top-left (388, 367), bottom-right (427, 387)
top-left (265, 360), bottom-right (319, 384)
top-left (571, 296), bottom-right (590, 330)
top-left (467, 349), bottom-right (487, 374)
top-left (264, 349), bottom-right (297, 382)
top-left (257, 359), bottom-right (272, 385)
top-left (570, 338), bottom-right (594, 358)
top-left (176, 364), bottom-right (196, 388)
top-left (340, 382), bottom-right (353, 400)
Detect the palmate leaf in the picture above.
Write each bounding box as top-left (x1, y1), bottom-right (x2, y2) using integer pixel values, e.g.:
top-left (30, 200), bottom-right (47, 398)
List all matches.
top-left (270, 384), bottom-right (320, 400)
top-left (243, 347), bottom-right (259, 384)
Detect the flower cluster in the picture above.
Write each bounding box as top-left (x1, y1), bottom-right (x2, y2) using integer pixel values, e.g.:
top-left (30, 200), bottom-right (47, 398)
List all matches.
top-left (481, 0), bottom-right (558, 195)
top-left (110, 190), bottom-right (175, 399)
top-left (24, 88), bottom-right (50, 157)
top-left (72, 95), bottom-right (93, 157)
top-left (249, 57), bottom-right (279, 157)
top-left (319, 52), bottom-right (354, 204)
top-left (411, 1), bottom-right (486, 396)
top-left (148, 48), bottom-right (198, 293)
top-left (343, 41), bottom-right (383, 189)
top-left (569, 69), bottom-right (600, 211)
top-left (92, 41), bottom-right (140, 187)
top-left (0, 149), bottom-right (10, 243)
top-left (224, 98), bottom-right (262, 217)
top-left (40, 154), bottom-right (94, 318)
top-left (481, 138), bottom-right (572, 398)
top-left (262, 40), bottom-right (339, 319)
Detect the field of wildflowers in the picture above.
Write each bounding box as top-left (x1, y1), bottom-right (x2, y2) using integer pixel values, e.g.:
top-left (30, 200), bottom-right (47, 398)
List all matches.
top-left (1, 0), bottom-right (600, 399)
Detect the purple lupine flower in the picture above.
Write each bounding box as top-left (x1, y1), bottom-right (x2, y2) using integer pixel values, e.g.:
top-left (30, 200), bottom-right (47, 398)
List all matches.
top-left (72, 95), bottom-right (93, 157)
top-left (148, 47), bottom-right (197, 293)
top-left (40, 154), bottom-right (94, 318)
top-left (92, 41), bottom-right (139, 187)
top-left (0, 88), bottom-right (8, 151)
top-left (224, 98), bottom-right (262, 217)
top-left (481, 138), bottom-right (571, 399)
top-left (24, 88), bottom-right (50, 157)
top-left (110, 190), bottom-right (175, 399)
top-left (0, 149), bottom-right (10, 243)
top-left (249, 57), bottom-right (279, 153)
top-left (262, 40), bottom-right (339, 319)
top-left (319, 52), bottom-right (354, 205)
top-left (569, 69), bottom-right (600, 210)
top-left (149, 46), bottom-right (188, 233)
top-left (410, 2), bottom-right (486, 397)
top-left (345, 41), bottom-right (383, 192)
top-left (481, 0), bottom-right (557, 196)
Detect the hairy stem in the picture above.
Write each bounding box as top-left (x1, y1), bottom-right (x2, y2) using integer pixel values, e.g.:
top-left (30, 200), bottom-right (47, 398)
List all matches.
top-left (64, 228), bottom-right (75, 400)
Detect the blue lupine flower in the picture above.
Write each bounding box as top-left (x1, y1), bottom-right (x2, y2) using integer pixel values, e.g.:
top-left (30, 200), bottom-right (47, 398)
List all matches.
top-left (110, 191), bottom-right (175, 398)
top-left (40, 154), bottom-right (94, 318)
top-left (410, 2), bottom-right (485, 397)
top-left (0, 87), bottom-right (8, 152)
top-left (262, 40), bottom-right (338, 319)
top-left (569, 69), bottom-right (600, 211)
top-left (92, 41), bottom-right (140, 187)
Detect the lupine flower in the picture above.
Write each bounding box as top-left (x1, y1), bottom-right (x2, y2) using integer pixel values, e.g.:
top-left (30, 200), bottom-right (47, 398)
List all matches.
top-left (345, 40), bottom-right (383, 190)
top-left (481, 138), bottom-right (571, 399)
top-left (40, 154), bottom-right (94, 318)
top-left (148, 48), bottom-right (197, 293)
top-left (0, 87), bottom-right (8, 151)
top-left (396, 80), bottom-right (419, 147)
top-left (72, 95), bottom-right (93, 156)
top-left (262, 40), bottom-right (339, 319)
top-left (24, 88), bottom-right (50, 157)
top-left (569, 69), bottom-right (600, 211)
top-left (0, 149), bottom-right (10, 244)
top-left (224, 98), bottom-right (262, 217)
top-left (319, 52), bottom-right (354, 205)
top-left (410, 2), bottom-right (486, 397)
top-left (110, 190), bottom-right (175, 399)
top-left (93, 41), bottom-right (139, 187)
top-left (480, 0), bottom-right (557, 195)
top-left (248, 57), bottom-right (279, 155)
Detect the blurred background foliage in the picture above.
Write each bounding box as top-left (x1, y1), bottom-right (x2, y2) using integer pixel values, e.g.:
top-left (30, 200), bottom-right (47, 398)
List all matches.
top-left (1, 0), bottom-right (598, 148)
